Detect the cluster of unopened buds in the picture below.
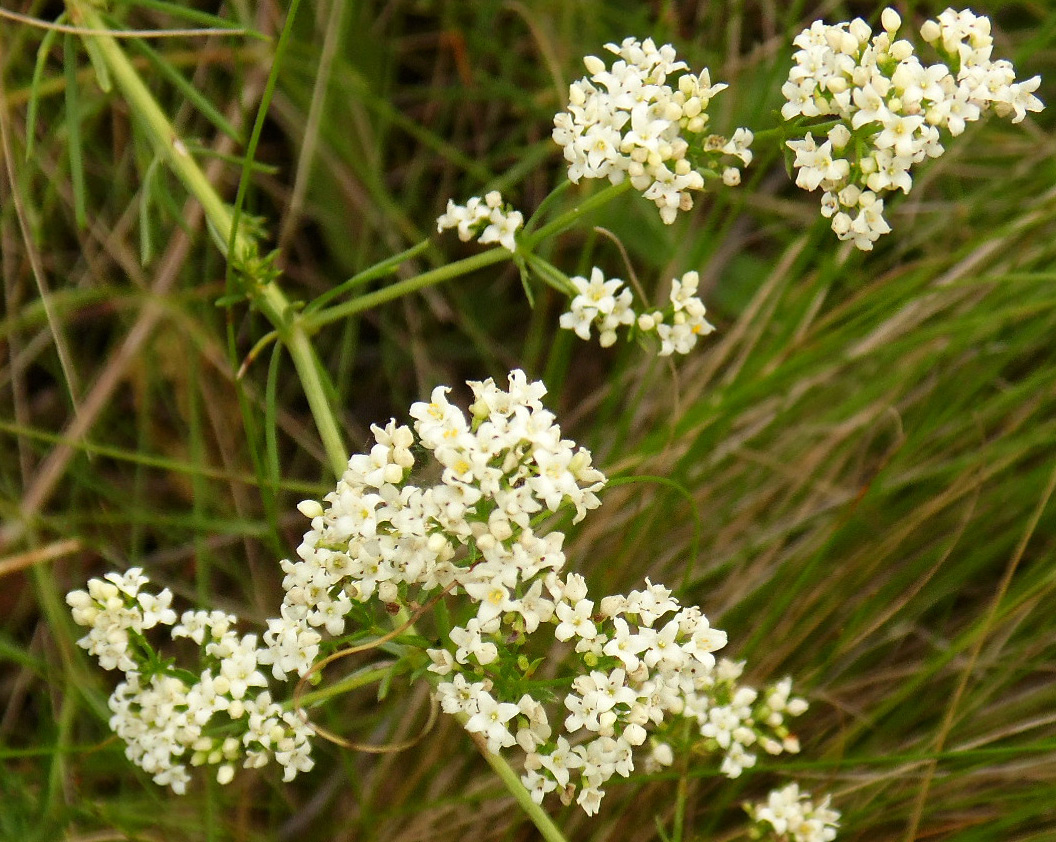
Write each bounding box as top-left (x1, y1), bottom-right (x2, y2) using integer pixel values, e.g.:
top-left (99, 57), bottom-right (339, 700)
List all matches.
top-left (436, 191), bottom-right (523, 252)
top-left (782, 7), bottom-right (1044, 249)
top-left (552, 36), bottom-right (753, 223)
top-left (68, 370), bottom-right (836, 833)
top-left (559, 268), bottom-right (715, 355)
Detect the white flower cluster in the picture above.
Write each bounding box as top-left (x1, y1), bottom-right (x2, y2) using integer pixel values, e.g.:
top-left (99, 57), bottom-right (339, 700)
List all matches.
top-left (639, 270), bottom-right (716, 356)
top-left (271, 369), bottom-right (606, 679)
top-left (558, 267), bottom-right (635, 348)
top-left (66, 568), bottom-right (176, 671)
top-left (559, 268), bottom-right (715, 355)
top-left (782, 8), bottom-right (1043, 249)
top-left (69, 372), bottom-right (819, 823)
top-left (432, 572), bottom-right (808, 815)
top-left (66, 570), bottom-right (314, 793)
top-left (553, 37), bottom-right (753, 223)
top-left (747, 783), bottom-right (841, 842)
top-left (436, 191), bottom-right (523, 252)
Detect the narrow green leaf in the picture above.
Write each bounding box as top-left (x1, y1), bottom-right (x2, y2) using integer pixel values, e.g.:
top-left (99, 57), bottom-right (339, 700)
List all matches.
top-left (26, 19), bottom-right (63, 162)
top-left (138, 156), bottom-right (161, 264)
top-left (81, 33), bottom-right (113, 93)
top-left (63, 34), bottom-right (88, 229)
top-left (304, 239), bottom-right (431, 315)
top-left (126, 37), bottom-right (244, 143)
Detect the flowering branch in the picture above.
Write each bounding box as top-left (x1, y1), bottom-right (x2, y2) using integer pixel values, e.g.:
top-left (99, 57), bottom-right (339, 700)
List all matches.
top-left (55, 7), bottom-right (1045, 841)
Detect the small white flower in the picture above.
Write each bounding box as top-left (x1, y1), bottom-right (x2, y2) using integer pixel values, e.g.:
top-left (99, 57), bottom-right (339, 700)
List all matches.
top-left (464, 690), bottom-right (521, 753)
top-left (436, 193), bottom-right (523, 252)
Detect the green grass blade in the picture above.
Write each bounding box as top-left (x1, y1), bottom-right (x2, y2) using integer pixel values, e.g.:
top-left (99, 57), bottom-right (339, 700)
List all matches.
top-left (125, 35), bottom-right (244, 143)
top-left (62, 34), bottom-right (87, 229)
top-left (26, 19), bottom-right (63, 162)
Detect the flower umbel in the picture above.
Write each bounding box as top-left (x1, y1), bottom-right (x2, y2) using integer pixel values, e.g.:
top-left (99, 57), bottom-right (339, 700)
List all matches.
top-left (747, 783), bottom-right (841, 842)
top-left (553, 37), bottom-right (753, 223)
top-left (782, 7), bottom-right (1044, 249)
top-left (66, 571), bottom-right (315, 792)
top-left (558, 268), bottom-right (715, 355)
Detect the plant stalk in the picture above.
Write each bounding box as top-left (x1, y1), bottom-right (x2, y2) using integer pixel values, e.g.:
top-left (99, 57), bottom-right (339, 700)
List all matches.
top-left (303, 247), bottom-right (511, 331)
top-left (66, 0), bottom-right (347, 477)
top-left (304, 180), bottom-right (634, 332)
top-left (456, 712), bottom-right (570, 842)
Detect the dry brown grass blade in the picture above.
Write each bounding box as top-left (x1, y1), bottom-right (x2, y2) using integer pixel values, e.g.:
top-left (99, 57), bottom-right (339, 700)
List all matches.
top-left (0, 30), bottom-right (83, 435)
top-left (902, 457), bottom-right (1056, 840)
top-left (851, 182), bottom-right (1056, 359)
top-left (0, 538), bottom-right (82, 577)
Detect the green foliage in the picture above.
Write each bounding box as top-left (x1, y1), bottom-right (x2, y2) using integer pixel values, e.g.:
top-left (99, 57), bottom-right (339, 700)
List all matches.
top-left (1, 1), bottom-right (1055, 840)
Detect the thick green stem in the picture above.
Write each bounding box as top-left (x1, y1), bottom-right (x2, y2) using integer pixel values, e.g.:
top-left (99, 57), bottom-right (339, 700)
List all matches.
top-left (255, 284), bottom-right (348, 477)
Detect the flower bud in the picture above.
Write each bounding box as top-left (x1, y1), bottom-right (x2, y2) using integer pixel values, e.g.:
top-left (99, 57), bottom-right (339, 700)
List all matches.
top-left (296, 499), bottom-right (324, 519)
top-left (583, 55), bottom-right (605, 76)
top-left (890, 39), bottom-right (913, 61)
top-left (624, 723), bottom-right (647, 745)
top-left (827, 123), bottom-right (851, 150)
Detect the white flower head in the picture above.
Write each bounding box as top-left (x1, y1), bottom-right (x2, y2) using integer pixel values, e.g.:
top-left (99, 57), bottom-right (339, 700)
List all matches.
top-left (437, 192), bottom-right (523, 252)
top-left (554, 37), bottom-right (751, 223)
top-left (782, 9), bottom-right (1044, 248)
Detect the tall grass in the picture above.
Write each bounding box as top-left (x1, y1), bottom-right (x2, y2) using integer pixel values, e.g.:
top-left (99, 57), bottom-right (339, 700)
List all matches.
top-left (1, 1), bottom-right (1054, 840)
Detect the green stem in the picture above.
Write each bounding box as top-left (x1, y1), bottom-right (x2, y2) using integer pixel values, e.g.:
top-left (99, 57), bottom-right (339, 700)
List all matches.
top-left (255, 285), bottom-right (348, 477)
top-left (454, 711), bottom-right (570, 842)
top-left (67, 0), bottom-right (348, 477)
top-left (671, 717), bottom-right (693, 842)
top-left (522, 178), bottom-right (574, 236)
top-left (755, 117), bottom-right (841, 144)
top-left (672, 771), bottom-right (688, 842)
top-left (522, 179), bottom-right (633, 247)
top-left (303, 247), bottom-right (511, 332)
top-left (305, 238), bottom-right (432, 315)
top-left (305, 180), bottom-right (634, 332)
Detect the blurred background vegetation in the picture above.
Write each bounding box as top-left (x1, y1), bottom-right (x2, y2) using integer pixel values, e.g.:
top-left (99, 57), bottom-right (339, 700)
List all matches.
top-left (1, 0), bottom-right (1055, 839)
